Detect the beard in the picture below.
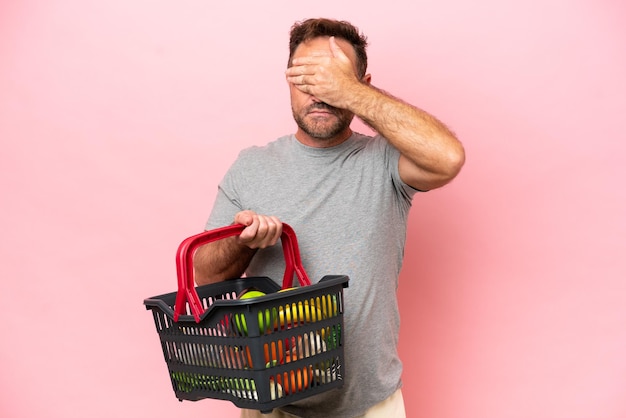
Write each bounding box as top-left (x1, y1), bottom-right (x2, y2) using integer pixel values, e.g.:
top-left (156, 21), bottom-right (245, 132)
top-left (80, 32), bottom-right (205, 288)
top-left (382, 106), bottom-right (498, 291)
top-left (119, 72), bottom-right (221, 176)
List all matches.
top-left (292, 102), bottom-right (353, 140)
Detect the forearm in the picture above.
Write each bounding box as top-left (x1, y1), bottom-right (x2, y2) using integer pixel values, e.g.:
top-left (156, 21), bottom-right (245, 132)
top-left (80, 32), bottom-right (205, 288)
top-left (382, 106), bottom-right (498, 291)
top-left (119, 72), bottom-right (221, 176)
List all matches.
top-left (193, 237), bottom-right (257, 285)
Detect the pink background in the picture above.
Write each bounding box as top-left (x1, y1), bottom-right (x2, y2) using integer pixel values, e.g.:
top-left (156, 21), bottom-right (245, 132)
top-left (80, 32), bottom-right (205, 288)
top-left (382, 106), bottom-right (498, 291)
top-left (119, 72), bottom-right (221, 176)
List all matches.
top-left (1, 1), bottom-right (625, 417)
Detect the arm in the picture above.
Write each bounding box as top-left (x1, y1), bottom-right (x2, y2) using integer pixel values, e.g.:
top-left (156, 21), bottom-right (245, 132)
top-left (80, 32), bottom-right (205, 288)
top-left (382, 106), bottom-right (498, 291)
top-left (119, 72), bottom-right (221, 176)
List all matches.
top-left (285, 36), bottom-right (465, 191)
top-left (346, 84), bottom-right (465, 191)
top-left (193, 211), bottom-right (283, 285)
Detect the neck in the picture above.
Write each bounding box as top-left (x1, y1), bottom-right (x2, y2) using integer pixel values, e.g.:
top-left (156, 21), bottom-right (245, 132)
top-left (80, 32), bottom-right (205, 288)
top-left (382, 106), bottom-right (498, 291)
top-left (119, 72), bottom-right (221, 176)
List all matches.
top-left (294, 128), bottom-right (353, 148)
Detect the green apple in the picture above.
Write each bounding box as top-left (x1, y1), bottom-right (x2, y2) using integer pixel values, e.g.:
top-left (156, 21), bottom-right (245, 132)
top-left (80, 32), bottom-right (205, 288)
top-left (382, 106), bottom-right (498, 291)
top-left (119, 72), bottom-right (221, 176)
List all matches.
top-left (234, 290), bottom-right (272, 335)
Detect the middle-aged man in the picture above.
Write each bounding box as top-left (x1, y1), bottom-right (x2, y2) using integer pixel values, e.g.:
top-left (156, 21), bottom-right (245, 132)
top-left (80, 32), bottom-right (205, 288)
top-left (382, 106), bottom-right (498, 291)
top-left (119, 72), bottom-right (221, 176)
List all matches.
top-left (193, 18), bottom-right (465, 418)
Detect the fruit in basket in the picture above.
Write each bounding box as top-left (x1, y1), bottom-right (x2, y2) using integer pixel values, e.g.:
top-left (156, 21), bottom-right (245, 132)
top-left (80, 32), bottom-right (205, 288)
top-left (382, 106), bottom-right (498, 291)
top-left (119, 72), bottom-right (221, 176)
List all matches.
top-left (234, 290), bottom-right (272, 335)
top-left (312, 293), bottom-right (338, 318)
top-left (297, 332), bottom-right (327, 357)
top-left (282, 354), bottom-right (313, 394)
top-left (240, 290), bottom-right (266, 299)
top-left (322, 294), bottom-right (339, 317)
top-left (282, 333), bottom-right (327, 362)
top-left (264, 340), bottom-right (285, 366)
top-left (243, 341), bottom-right (284, 369)
top-left (275, 300), bottom-right (324, 329)
top-left (274, 289), bottom-right (338, 330)
top-left (270, 379), bottom-right (284, 400)
top-left (220, 346), bottom-right (249, 369)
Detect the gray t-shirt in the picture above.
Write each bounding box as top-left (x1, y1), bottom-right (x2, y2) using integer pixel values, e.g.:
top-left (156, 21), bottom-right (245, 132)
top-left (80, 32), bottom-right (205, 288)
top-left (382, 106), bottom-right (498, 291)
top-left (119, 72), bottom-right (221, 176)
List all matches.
top-left (206, 132), bottom-right (418, 418)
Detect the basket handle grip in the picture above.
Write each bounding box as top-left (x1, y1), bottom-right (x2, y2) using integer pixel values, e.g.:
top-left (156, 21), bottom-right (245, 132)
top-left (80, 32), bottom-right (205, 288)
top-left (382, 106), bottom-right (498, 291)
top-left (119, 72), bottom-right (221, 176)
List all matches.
top-left (174, 223), bottom-right (311, 322)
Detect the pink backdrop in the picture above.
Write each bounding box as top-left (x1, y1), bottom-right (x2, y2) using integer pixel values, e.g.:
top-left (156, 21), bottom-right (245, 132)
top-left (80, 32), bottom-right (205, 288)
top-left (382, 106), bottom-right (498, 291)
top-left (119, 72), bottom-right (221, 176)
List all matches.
top-left (1, 1), bottom-right (625, 417)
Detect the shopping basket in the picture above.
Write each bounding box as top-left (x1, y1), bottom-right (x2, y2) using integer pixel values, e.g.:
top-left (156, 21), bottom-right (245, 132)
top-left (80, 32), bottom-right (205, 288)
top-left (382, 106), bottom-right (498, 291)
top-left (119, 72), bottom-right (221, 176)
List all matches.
top-left (144, 223), bottom-right (349, 413)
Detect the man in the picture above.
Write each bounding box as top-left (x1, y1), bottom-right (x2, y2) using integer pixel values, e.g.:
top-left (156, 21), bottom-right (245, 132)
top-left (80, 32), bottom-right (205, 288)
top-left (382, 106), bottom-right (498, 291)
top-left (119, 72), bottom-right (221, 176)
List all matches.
top-left (194, 18), bottom-right (465, 418)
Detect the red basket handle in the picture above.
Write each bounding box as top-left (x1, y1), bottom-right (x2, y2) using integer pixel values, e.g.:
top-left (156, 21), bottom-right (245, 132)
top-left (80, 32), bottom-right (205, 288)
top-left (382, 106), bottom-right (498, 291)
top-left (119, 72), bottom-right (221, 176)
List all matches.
top-left (174, 223), bottom-right (311, 322)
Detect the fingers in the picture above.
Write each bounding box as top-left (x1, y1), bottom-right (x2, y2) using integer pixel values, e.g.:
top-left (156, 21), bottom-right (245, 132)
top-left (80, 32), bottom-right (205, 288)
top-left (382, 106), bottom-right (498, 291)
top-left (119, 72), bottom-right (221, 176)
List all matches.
top-left (234, 210), bottom-right (283, 249)
top-left (250, 215), bottom-right (282, 247)
top-left (286, 53), bottom-right (330, 85)
top-left (328, 36), bottom-right (344, 58)
top-left (290, 50), bottom-right (332, 67)
top-left (289, 37), bottom-right (344, 66)
top-left (285, 64), bottom-right (315, 86)
top-left (287, 74), bottom-right (310, 87)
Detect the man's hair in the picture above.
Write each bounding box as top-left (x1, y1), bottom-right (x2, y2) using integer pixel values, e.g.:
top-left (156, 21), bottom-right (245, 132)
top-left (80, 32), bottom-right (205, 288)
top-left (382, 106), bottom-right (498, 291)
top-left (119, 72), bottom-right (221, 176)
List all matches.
top-left (288, 18), bottom-right (368, 77)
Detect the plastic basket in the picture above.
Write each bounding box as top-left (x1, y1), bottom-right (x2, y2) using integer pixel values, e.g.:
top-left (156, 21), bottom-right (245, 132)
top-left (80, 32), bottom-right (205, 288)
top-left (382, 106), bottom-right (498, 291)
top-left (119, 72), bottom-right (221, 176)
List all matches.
top-left (144, 223), bottom-right (349, 413)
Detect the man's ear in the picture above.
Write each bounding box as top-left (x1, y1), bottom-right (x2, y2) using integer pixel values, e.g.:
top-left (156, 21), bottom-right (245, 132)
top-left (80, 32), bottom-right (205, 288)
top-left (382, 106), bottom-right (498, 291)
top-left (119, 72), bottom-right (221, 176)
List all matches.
top-left (362, 74), bottom-right (372, 84)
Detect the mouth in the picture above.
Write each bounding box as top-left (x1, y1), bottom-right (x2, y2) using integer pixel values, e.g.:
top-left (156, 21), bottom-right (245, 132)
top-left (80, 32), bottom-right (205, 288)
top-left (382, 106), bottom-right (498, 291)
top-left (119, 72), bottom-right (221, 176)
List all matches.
top-left (308, 110), bottom-right (334, 116)
top-left (306, 104), bottom-right (337, 117)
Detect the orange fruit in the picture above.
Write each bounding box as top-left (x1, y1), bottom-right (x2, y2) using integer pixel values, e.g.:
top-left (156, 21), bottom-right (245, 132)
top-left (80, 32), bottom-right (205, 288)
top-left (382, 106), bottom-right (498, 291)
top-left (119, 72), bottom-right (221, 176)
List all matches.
top-left (281, 354), bottom-right (313, 393)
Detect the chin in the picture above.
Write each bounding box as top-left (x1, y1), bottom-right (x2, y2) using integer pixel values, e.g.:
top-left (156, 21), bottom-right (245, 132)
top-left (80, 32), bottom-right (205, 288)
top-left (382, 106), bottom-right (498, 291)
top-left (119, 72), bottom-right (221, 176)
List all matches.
top-left (304, 120), bottom-right (350, 139)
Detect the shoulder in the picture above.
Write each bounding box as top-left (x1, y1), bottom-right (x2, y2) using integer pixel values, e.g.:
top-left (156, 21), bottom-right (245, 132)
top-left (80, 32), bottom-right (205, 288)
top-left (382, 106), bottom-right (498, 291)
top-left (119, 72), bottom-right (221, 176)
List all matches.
top-left (350, 132), bottom-right (399, 158)
top-left (231, 135), bottom-right (293, 168)
top-left (353, 132), bottom-right (419, 196)
top-left (240, 135), bottom-right (292, 157)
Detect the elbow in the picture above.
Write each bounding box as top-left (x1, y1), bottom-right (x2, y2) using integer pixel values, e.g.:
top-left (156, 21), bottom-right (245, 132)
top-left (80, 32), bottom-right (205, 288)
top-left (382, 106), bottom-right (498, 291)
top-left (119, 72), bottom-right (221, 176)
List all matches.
top-left (193, 266), bottom-right (228, 286)
top-left (444, 141), bottom-right (466, 181)
top-left (192, 249), bottom-right (220, 286)
top-left (193, 266), bottom-right (212, 286)
top-left (400, 139), bottom-right (466, 191)
top-left (426, 141), bottom-right (466, 190)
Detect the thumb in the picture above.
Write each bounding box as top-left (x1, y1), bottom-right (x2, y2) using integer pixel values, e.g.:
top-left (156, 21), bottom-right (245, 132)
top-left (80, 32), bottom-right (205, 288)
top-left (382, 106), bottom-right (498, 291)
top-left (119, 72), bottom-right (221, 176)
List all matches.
top-left (234, 210), bottom-right (256, 226)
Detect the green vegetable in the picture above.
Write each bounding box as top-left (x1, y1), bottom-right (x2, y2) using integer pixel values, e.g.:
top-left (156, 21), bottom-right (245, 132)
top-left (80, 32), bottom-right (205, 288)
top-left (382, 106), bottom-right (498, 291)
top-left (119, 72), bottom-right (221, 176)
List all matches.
top-left (170, 371), bottom-right (257, 398)
top-left (171, 372), bottom-right (221, 392)
top-left (325, 324), bottom-right (341, 349)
